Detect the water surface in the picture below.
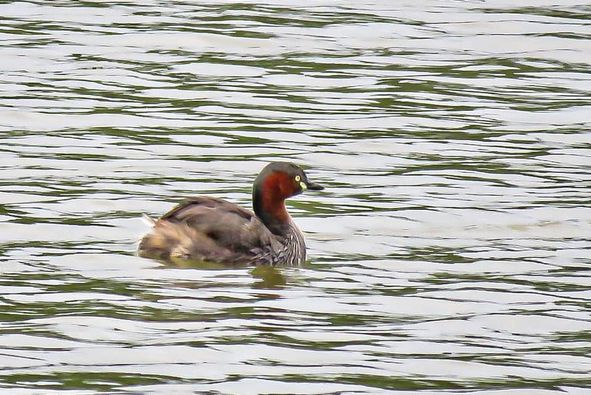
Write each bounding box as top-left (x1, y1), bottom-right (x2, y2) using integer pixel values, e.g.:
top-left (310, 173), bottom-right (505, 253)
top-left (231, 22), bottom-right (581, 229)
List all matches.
top-left (1, 1), bottom-right (590, 393)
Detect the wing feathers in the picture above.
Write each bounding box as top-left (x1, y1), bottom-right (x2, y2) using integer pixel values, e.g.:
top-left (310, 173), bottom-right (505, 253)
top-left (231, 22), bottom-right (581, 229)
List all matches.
top-left (138, 197), bottom-right (276, 264)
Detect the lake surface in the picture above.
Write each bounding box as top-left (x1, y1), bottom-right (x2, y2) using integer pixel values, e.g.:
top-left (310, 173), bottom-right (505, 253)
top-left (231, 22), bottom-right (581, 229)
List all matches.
top-left (1, 1), bottom-right (590, 393)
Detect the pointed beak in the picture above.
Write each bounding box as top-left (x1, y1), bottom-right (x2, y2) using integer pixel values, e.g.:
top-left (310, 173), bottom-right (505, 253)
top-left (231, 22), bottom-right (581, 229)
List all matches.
top-left (306, 181), bottom-right (324, 191)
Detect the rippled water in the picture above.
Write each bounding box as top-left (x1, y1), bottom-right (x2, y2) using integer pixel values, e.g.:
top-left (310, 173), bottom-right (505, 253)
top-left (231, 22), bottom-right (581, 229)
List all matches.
top-left (1, 1), bottom-right (591, 393)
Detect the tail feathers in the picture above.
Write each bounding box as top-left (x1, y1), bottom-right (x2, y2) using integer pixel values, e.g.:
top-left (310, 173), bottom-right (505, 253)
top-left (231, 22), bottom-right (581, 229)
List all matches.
top-left (138, 222), bottom-right (206, 261)
top-left (138, 221), bottom-right (241, 264)
top-left (141, 213), bottom-right (157, 227)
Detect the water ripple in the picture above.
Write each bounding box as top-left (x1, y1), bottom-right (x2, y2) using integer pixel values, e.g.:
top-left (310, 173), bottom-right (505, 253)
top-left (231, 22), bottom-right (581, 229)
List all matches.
top-left (1, 0), bottom-right (590, 393)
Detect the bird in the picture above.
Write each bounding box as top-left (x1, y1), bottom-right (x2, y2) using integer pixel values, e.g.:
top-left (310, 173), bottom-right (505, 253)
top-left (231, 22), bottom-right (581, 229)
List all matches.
top-left (138, 162), bottom-right (324, 266)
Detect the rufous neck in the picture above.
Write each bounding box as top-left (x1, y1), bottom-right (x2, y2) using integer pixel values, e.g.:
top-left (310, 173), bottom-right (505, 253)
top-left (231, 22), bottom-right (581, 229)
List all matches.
top-left (253, 179), bottom-right (291, 235)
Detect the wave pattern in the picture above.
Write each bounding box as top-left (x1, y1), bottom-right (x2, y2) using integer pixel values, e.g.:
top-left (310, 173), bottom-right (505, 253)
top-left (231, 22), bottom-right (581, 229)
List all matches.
top-left (1, 1), bottom-right (590, 393)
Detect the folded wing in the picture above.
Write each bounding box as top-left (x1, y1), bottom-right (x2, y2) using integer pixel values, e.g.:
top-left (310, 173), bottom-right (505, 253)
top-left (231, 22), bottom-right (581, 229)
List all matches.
top-left (138, 197), bottom-right (278, 264)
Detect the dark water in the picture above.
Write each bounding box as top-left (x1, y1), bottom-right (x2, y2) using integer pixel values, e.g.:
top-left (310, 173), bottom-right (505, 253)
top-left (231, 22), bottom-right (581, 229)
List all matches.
top-left (1, 1), bottom-right (591, 393)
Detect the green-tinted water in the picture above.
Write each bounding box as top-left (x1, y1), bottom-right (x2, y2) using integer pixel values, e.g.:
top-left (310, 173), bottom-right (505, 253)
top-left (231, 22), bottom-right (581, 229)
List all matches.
top-left (1, 1), bottom-right (590, 393)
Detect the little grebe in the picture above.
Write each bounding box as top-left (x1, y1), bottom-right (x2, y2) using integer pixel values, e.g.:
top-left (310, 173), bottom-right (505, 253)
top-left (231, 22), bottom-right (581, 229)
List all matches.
top-left (138, 162), bottom-right (324, 266)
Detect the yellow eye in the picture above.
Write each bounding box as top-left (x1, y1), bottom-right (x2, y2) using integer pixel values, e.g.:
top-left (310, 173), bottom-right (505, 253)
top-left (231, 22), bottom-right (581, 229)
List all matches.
top-left (295, 175), bottom-right (301, 182)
